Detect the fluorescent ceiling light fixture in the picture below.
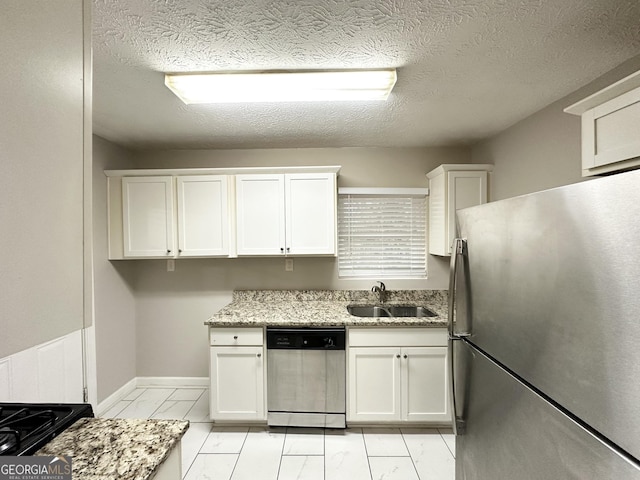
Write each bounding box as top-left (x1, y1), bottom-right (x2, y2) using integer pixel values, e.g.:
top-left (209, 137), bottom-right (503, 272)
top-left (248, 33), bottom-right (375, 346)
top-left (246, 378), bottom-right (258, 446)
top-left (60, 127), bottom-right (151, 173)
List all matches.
top-left (164, 69), bottom-right (397, 104)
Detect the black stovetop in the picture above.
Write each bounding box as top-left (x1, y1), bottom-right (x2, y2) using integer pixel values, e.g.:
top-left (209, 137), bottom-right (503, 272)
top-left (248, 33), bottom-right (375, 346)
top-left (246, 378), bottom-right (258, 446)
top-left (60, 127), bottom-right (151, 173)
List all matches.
top-left (0, 403), bottom-right (93, 456)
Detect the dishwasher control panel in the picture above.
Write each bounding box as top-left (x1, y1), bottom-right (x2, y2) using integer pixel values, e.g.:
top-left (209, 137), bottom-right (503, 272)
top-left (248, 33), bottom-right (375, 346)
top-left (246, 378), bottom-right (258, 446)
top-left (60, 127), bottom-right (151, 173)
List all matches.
top-left (266, 327), bottom-right (346, 350)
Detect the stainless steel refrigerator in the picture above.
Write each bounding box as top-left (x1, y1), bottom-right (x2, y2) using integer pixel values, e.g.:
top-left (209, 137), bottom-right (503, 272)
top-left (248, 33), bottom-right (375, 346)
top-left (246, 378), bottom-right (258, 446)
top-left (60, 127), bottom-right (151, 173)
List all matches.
top-left (448, 169), bottom-right (640, 479)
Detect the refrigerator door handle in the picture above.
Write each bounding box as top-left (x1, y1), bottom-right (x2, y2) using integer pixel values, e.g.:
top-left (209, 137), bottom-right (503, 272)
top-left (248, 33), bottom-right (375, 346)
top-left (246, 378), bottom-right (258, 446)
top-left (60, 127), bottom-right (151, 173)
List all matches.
top-left (449, 238), bottom-right (469, 435)
top-left (448, 238), bottom-right (469, 339)
top-left (448, 336), bottom-right (467, 436)
top-left (449, 336), bottom-right (459, 435)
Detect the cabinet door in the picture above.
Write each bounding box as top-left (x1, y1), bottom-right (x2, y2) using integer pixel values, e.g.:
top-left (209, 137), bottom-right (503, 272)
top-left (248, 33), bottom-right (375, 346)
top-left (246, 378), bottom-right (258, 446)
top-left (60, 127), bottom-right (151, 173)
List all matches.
top-left (401, 347), bottom-right (450, 422)
top-left (429, 169), bottom-right (488, 256)
top-left (285, 173), bottom-right (336, 255)
top-left (236, 174), bottom-right (285, 255)
top-left (209, 346), bottom-right (265, 421)
top-left (583, 86), bottom-right (640, 174)
top-left (428, 172), bottom-right (446, 256)
top-left (445, 171), bottom-right (487, 254)
top-left (177, 175), bottom-right (229, 257)
top-left (122, 176), bottom-right (174, 257)
top-left (348, 347), bottom-right (401, 422)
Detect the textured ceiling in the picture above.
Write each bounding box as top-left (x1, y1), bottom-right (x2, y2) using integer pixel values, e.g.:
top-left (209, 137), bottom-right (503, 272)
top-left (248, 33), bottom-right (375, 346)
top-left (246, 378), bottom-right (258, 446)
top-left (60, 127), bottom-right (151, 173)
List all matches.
top-left (93, 0), bottom-right (640, 150)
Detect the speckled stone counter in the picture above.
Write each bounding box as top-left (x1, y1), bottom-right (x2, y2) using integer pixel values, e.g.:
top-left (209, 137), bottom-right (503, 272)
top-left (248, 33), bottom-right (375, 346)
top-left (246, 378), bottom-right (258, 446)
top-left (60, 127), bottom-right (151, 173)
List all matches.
top-left (36, 418), bottom-right (189, 480)
top-left (205, 290), bottom-right (448, 327)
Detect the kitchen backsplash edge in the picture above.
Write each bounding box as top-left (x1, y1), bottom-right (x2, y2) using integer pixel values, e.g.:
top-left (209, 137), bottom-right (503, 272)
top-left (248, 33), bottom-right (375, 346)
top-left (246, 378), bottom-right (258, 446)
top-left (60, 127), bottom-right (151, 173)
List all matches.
top-left (232, 289), bottom-right (447, 304)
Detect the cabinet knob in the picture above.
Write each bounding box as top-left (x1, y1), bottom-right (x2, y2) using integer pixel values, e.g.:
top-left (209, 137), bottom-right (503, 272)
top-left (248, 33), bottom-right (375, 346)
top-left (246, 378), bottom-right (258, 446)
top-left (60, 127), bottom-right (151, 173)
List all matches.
top-left (167, 249), bottom-right (171, 254)
top-left (280, 247), bottom-right (284, 253)
top-left (178, 249), bottom-right (182, 253)
top-left (403, 354), bottom-right (408, 359)
top-left (257, 353), bottom-right (262, 358)
top-left (233, 335), bottom-right (238, 340)
top-left (286, 247), bottom-right (290, 252)
top-left (396, 354), bottom-right (401, 359)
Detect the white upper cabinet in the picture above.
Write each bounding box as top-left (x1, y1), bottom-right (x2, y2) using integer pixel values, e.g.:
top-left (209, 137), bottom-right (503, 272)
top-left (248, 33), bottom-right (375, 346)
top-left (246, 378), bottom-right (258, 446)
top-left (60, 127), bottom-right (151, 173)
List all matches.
top-left (286, 173), bottom-right (336, 255)
top-left (109, 174), bottom-right (232, 259)
top-left (427, 164), bottom-right (492, 256)
top-left (565, 70), bottom-right (640, 177)
top-left (236, 172), bottom-right (337, 256)
top-left (177, 175), bottom-right (229, 257)
top-left (235, 174), bottom-right (286, 255)
top-left (122, 176), bottom-right (175, 258)
top-left (106, 166), bottom-right (339, 259)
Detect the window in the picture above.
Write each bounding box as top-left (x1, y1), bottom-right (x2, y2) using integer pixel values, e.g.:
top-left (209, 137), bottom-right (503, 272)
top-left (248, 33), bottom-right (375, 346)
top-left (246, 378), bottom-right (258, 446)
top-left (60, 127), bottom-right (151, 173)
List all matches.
top-left (338, 189), bottom-right (427, 278)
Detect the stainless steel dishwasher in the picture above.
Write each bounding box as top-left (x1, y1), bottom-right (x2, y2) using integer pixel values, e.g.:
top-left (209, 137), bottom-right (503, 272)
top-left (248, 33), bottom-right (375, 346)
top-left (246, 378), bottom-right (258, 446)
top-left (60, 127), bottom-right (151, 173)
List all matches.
top-left (266, 327), bottom-right (346, 428)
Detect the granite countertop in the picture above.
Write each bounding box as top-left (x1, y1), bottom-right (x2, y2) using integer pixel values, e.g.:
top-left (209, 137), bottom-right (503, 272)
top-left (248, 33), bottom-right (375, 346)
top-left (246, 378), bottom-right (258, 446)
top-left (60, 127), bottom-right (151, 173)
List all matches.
top-left (36, 418), bottom-right (189, 480)
top-left (205, 290), bottom-right (448, 327)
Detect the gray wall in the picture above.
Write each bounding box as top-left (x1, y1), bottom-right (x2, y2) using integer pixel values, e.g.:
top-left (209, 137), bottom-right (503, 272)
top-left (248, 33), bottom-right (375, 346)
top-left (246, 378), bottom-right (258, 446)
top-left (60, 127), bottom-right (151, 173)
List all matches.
top-left (93, 136), bottom-right (137, 402)
top-left (132, 147), bottom-right (468, 188)
top-left (0, 1), bottom-right (87, 358)
top-left (109, 146), bottom-right (470, 378)
top-left (473, 54), bottom-right (640, 201)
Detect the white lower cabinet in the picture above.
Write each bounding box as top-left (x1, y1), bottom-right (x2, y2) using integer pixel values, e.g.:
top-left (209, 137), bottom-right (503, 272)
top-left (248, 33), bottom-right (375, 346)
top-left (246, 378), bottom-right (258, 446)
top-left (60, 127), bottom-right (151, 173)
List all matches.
top-left (348, 347), bottom-right (402, 422)
top-left (401, 346), bottom-right (449, 422)
top-left (206, 325), bottom-right (448, 425)
top-left (347, 328), bottom-right (450, 424)
top-left (209, 328), bottom-right (265, 421)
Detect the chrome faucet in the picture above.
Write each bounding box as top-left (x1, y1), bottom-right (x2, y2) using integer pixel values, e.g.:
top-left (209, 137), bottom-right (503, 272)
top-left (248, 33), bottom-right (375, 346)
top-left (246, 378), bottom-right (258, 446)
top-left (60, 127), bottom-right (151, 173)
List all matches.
top-left (372, 281), bottom-right (386, 304)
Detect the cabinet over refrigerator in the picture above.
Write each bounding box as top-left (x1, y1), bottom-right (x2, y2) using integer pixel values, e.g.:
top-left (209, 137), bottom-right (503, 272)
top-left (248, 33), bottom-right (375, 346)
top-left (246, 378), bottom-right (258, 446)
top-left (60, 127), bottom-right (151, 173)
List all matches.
top-left (448, 169), bottom-right (640, 479)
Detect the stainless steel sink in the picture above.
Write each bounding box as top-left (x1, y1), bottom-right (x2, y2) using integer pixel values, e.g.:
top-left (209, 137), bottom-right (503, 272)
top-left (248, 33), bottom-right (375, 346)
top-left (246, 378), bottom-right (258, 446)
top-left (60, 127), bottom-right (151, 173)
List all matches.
top-left (388, 305), bottom-right (437, 317)
top-left (347, 305), bottom-right (392, 317)
top-left (347, 305), bottom-right (437, 318)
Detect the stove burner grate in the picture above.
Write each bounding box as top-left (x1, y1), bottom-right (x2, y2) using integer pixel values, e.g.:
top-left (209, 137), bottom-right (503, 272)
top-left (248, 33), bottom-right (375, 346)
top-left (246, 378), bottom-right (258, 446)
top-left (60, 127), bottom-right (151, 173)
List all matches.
top-left (0, 427), bottom-right (19, 455)
top-left (0, 403), bottom-right (93, 456)
top-left (0, 406), bottom-right (57, 455)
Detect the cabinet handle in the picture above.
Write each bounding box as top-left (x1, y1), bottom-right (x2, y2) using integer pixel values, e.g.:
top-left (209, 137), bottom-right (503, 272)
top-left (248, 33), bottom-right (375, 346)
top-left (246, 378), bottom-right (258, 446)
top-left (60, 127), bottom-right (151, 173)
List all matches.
top-left (167, 249), bottom-right (171, 254)
top-left (404, 354), bottom-right (408, 359)
top-left (233, 335), bottom-right (238, 340)
top-left (286, 247), bottom-right (290, 252)
top-left (280, 247), bottom-right (284, 253)
top-left (396, 354), bottom-right (401, 359)
top-left (178, 249), bottom-right (182, 253)
top-left (257, 353), bottom-right (262, 358)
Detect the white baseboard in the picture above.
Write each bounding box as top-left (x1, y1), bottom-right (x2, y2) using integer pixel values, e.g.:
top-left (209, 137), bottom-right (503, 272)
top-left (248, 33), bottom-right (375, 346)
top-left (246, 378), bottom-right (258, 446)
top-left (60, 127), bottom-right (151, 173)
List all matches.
top-left (96, 376), bottom-right (209, 416)
top-left (136, 377), bottom-right (208, 388)
top-left (96, 377), bottom-right (137, 416)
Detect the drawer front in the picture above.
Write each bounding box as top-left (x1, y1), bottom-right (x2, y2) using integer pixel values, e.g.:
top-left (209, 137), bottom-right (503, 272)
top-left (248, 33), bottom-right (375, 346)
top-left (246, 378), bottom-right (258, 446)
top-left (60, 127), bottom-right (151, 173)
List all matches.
top-left (348, 327), bottom-right (447, 347)
top-left (210, 327), bottom-right (264, 346)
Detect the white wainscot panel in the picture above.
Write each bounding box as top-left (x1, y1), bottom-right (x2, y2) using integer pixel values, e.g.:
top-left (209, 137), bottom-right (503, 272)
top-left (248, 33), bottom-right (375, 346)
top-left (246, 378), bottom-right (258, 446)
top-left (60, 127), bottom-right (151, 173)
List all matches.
top-left (0, 330), bottom-right (84, 403)
top-left (10, 349), bottom-right (39, 402)
top-left (0, 359), bottom-right (10, 401)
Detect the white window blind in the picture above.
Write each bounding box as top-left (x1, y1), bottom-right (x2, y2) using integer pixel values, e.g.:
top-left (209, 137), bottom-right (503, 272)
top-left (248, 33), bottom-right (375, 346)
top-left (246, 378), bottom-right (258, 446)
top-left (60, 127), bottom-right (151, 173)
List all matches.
top-left (338, 193), bottom-right (427, 278)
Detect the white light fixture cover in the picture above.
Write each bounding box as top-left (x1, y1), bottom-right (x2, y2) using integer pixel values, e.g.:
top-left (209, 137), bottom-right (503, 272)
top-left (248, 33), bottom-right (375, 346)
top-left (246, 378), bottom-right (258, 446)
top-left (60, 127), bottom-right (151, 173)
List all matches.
top-left (164, 69), bottom-right (397, 104)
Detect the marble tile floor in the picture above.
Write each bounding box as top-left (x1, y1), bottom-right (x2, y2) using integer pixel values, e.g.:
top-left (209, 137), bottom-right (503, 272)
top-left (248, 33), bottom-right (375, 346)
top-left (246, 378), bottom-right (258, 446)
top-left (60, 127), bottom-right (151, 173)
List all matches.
top-left (101, 387), bottom-right (455, 480)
